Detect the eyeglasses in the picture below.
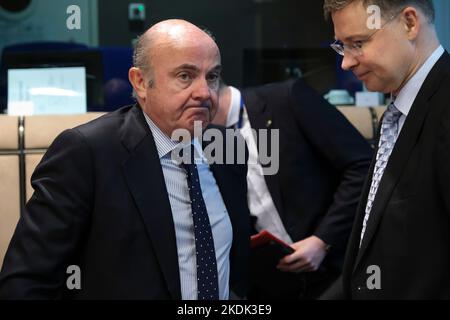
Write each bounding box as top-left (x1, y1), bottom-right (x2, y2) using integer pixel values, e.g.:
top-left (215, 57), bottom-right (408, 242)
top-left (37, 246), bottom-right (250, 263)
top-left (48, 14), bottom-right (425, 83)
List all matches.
top-left (330, 9), bottom-right (404, 57)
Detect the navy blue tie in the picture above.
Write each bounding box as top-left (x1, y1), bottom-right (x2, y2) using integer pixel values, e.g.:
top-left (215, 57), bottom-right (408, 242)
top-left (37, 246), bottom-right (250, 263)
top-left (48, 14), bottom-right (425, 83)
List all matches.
top-left (181, 158), bottom-right (219, 300)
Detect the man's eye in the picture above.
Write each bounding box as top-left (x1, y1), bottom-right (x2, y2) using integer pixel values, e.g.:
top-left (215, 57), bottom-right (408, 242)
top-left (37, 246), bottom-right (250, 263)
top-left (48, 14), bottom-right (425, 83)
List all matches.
top-left (178, 73), bottom-right (192, 82)
top-left (353, 41), bottom-right (364, 49)
top-left (207, 73), bottom-right (219, 82)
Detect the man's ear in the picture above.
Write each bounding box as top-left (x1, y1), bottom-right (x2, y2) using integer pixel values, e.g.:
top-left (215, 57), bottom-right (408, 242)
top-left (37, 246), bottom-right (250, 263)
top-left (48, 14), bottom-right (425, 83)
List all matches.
top-left (402, 7), bottom-right (420, 40)
top-left (128, 67), bottom-right (147, 100)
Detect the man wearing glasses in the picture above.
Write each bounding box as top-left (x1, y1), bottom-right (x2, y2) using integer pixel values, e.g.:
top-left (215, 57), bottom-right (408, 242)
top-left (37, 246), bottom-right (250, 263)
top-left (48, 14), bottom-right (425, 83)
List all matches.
top-left (323, 0), bottom-right (450, 299)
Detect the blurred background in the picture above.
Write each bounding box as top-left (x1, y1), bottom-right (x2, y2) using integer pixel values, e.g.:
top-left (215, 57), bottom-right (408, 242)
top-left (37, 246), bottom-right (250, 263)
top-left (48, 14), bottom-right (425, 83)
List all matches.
top-left (0, 0), bottom-right (448, 114)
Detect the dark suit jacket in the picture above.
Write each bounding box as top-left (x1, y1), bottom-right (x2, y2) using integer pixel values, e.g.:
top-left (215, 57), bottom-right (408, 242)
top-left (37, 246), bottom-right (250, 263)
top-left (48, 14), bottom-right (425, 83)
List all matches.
top-left (0, 104), bottom-right (250, 299)
top-left (243, 79), bottom-right (373, 270)
top-left (340, 51), bottom-right (450, 299)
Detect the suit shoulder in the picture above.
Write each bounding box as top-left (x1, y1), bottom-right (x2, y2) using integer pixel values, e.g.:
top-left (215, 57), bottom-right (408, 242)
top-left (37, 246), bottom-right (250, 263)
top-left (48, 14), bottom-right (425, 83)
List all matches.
top-left (42, 107), bottom-right (132, 158)
top-left (69, 105), bottom-right (143, 146)
top-left (76, 105), bottom-right (134, 133)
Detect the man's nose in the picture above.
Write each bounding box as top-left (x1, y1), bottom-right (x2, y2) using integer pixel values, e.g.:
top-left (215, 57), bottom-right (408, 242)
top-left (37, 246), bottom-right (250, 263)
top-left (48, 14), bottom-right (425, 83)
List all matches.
top-left (192, 78), bottom-right (211, 100)
top-left (341, 53), bottom-right (359, 71)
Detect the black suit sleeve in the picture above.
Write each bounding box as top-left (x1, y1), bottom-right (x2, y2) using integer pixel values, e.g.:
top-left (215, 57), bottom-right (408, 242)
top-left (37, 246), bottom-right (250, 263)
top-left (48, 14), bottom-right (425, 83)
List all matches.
top-left (0, 129), bottom-right (93, 299)
top-left (289, 80), bottom-right (373, 253)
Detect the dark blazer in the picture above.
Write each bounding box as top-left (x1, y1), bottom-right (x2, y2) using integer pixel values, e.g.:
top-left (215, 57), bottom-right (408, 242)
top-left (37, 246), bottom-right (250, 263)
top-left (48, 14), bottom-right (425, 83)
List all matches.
top-left (0, 104), bottom-right (250, 299)
top-left (243, 79), bottom-right (373, 269)
top-left (340, 51), bottom-right (450, 299)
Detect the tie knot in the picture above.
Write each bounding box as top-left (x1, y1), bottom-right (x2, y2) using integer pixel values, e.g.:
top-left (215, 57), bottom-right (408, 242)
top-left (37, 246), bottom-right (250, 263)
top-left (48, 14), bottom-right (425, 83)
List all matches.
top-left (383, 102), bottom-right (402, 124)
top-left (179, 144), bottom-right (198, 169)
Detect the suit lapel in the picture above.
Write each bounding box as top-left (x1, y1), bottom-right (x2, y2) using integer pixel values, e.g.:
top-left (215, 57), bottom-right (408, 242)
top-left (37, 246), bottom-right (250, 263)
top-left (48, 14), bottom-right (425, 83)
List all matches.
top-left (121, 106), bottom-right (181, 299)
top-left (202, 128), bottom-right (244, 232)
top-left (203, 131), bottom-right (250, 294)
top-left (242, 89), bottom-right (284, 216)
top-left (209, 163), bottom-right (238, 226)
top-left (353, 53), bottom-right (450, 271)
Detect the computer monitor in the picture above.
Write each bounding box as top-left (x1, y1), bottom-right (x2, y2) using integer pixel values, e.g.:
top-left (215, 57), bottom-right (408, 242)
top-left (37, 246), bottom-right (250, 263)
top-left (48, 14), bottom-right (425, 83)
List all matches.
top-left (1, 49), bottom-right (104, 113)
top-left (7, 66), bottom-right (87, 115)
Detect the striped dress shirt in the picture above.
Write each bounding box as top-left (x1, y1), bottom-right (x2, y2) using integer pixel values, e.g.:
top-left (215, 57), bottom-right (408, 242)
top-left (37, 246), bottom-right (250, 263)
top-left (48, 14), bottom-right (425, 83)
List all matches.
top-left (143, 111), bottom-right (233, 300)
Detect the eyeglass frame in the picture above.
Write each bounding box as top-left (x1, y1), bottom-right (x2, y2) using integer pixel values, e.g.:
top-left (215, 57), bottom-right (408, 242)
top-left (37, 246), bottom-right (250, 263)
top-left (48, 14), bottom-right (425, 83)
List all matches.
top-left (330, 8), bottom-right (405, 57)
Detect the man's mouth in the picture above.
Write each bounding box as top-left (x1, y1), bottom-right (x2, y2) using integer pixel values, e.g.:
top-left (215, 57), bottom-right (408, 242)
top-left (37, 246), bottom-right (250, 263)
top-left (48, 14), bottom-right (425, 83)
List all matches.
top-left (187, 106), bottom-right (210, 119)
top-left (356, 71), bottom-right (371, 80)
top-left (187, 103), bottom-right (211, 110)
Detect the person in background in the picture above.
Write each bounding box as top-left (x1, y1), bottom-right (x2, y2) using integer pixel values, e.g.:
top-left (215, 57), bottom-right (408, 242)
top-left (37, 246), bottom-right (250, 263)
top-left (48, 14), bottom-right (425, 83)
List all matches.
top-left (213, 78), bottom-right (372, 299)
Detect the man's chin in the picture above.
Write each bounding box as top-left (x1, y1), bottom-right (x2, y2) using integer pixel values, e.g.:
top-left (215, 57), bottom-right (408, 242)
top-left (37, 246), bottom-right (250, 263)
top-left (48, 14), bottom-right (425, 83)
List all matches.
top-left (363, 81), bottom-right (388, 94)
top-left (189, 118), bottom-right (208, 126)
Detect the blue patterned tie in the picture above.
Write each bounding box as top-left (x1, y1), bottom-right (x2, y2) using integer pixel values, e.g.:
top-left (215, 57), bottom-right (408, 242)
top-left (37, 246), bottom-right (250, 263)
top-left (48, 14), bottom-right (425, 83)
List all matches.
top-left (181, 157), bottom-right (219, 300)
top-left (360, 102), bottom-right (402, 246)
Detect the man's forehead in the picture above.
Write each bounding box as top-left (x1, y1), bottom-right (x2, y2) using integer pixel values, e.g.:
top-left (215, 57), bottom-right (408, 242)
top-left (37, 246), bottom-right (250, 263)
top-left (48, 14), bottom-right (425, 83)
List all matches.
top-left (332, 2), bottom-right (373, 41)
top-left (147, 24), bottom-right (221, 69)
top-left (153, 35), bottom-right (219, 55)
top-left (152, 46), bottom-right (221, 74)
top-left (156, 39), bottom-right (220, 58)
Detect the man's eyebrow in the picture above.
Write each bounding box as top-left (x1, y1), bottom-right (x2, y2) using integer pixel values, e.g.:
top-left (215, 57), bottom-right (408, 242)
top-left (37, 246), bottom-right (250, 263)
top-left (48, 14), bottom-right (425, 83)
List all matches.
top-left (335, 34), bottom-right (368, 42)
top-left (173, 64), bottom-right (200, 73)
top-left (209, 65), bottom-right (222, 73)
top-left (172, 64), bottom-right (222, 73)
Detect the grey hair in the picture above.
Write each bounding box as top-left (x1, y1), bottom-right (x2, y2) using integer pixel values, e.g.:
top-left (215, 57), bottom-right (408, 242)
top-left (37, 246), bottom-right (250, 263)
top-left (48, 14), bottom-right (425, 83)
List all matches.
top-left (131, 34), bottom-right (155, 100)
top-left (201, 27), bottom-right (216, 42)
top-left (132, 34), bottom-right (154, 99)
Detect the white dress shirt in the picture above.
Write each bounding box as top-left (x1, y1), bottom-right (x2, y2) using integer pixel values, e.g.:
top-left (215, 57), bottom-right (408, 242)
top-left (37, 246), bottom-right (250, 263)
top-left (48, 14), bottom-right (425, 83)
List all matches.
top-left (359, 46), bottom-right (445, 242)
top-left (394, 45), bottom-right (445, 136)
top-left (226, 86), bottom-right (293, 244)
top-left (143, 111), bottom-right (233, 300)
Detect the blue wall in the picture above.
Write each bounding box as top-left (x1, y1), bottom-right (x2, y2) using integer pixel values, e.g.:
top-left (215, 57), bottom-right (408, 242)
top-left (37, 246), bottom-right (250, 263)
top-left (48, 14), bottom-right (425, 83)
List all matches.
top-left (434, 0), bottom-right (450, 50)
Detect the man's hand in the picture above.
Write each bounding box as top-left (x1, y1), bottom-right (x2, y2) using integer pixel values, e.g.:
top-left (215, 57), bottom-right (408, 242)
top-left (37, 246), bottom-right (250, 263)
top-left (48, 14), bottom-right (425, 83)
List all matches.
top-left (276, 236), bottom-right (328, 273)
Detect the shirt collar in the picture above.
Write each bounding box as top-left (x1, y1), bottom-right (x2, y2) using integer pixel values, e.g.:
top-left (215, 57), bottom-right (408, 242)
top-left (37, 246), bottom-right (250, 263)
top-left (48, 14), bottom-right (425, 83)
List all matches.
top-left (394, 45), bottom-right (445, 116)
top-left (225, 86), bottom-right (242, 127)
top-left (191, 137), bottom-right (207, 164)
top-left (142, 111), bottom-right (180, 159)
top-left (142, 110), bottom-right (205, 162)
